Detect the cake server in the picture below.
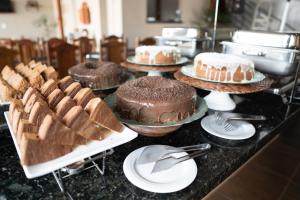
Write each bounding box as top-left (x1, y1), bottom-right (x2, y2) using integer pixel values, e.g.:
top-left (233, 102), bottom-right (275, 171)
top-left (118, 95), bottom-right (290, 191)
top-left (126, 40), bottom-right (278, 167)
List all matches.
top-left (151, 150), bottom-right (209, 173)
top-left (136, 143), bottom-right (211, 165)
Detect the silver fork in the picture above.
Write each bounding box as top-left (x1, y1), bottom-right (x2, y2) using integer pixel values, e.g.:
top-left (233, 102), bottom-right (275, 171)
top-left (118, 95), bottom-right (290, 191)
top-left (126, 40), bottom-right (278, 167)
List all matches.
top-left (215, 112), bottom-right (236, 132)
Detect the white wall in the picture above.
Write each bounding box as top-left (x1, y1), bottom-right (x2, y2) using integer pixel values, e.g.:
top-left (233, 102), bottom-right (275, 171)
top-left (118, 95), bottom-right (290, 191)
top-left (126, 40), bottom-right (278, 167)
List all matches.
top-left (0, 0), bottom-right (57, 39)
top-left (122, 0), bottom-right (210, 48)
top-left (61, 0), bottom-right (102, 43)
top-left (106, 0), bottom-right (123, 37)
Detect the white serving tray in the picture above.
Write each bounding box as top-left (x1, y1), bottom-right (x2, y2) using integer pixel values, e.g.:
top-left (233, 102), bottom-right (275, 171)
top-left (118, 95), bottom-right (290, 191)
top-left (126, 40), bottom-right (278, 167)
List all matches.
top-left (4, 112), bottom-right (138, 179)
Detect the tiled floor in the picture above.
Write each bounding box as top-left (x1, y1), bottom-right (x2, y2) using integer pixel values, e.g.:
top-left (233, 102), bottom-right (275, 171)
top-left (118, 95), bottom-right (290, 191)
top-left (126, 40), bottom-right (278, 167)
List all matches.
top-left (204, 119), bottom-right (300, 200)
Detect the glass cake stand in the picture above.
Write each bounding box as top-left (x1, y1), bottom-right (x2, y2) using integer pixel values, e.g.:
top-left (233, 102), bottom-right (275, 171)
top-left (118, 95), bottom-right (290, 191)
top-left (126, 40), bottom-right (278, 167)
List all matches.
top-left (104, 94), bottom-right (208, 136)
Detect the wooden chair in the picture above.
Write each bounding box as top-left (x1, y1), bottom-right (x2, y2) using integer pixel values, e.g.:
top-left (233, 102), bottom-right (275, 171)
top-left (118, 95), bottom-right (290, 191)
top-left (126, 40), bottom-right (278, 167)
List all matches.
top-left (102, 35), bottom-right (123, 42)
top-left (100, 38), bottom-right (127, 64)
top-left (73, 37), bottom-right (96, 62)
top-left (51, 43), bottom-right (77, 77)
top-left (45, 38), bottom-right (66, 66)
top-left (135, 37), bottom-right (156, 47)
top-left (0, 47), bottom-right (17, 71)
top-left (16, 39), bottom-right (37, 64)
top-left (0, 38), bottom-right (15, 49)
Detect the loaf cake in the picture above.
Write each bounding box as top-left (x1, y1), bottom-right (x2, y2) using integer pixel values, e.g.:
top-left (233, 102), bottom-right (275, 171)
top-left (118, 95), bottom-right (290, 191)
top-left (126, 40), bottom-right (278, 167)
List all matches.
top-left (8, 75), bottom-right (124, 166)
top-left (194, 53), bottom-right (255, 82)
top-left (116, 76), bottom-right (197, 124)
top-left (134, 46), bottom-right (181, 65)
top-left (0, 76), bottom-right (22, 101)
top-left (0, 61), bottom-right (59, 102)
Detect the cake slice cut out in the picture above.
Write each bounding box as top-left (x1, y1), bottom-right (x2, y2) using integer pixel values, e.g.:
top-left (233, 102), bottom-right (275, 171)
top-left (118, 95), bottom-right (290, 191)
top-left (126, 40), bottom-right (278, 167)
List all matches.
top-left (85, 98), bottom-right (124, 133)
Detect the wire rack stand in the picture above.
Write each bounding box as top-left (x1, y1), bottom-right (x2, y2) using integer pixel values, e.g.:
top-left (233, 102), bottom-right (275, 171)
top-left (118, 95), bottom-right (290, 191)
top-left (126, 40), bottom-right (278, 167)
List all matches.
top-left (51, 149), bottom-right (114, 200)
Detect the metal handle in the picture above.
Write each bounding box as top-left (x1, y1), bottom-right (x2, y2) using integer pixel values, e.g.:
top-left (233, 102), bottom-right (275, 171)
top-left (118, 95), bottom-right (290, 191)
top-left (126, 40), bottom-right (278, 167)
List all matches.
top-left (176, 151), bottom-right (208, 163)
top-left (165, 143), bottom-right (211, 151)
top-left (162, 144), bottom-right (211, 160)
top-left (242, 50), bottom-right (266, 57)
top-left (218, 112), bottom-right (267, 121)
top-left (227, 114), bottom-right (266, 121)
top-left (164, 40), bottom-right (183, 46)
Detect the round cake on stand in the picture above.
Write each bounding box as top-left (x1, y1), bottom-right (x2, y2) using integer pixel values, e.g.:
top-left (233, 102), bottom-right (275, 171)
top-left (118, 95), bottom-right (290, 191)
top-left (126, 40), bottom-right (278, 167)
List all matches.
top-left (121, 46), bottom-right (189, 76)
top-left (68, 61), bottom-right (134, 97)
top-left (175, 53), bottom-right (273, 111)
top-left (105, 76), bottom-right (208, 136)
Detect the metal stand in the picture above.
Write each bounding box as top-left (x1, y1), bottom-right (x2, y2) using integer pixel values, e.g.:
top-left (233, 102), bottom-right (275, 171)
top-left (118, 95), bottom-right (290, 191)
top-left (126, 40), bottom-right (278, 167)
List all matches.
top-left (212, 0), bottom-right (219, 51)
top-left (285, 62), bottom-right (300, 118)
top-left (52, 149), bottom-right (114, 200)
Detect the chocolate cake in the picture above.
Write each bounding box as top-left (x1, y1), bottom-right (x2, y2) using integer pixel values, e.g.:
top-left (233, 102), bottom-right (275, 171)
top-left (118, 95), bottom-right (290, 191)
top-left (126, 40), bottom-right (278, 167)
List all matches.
top-left (68, 61), bottom-right (127, 90)
top-left (116, 76), bottom-right (197, 124)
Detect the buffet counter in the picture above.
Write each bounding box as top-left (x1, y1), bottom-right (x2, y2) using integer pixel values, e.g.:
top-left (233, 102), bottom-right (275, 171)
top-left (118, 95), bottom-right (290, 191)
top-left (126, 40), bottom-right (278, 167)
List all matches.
top-left (0, 92), bottom-right (299, 199)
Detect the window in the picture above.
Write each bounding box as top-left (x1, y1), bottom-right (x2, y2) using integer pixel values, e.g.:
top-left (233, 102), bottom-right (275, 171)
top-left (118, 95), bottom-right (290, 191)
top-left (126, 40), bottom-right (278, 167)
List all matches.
top-left (147, 0), bottom-right (181, 23)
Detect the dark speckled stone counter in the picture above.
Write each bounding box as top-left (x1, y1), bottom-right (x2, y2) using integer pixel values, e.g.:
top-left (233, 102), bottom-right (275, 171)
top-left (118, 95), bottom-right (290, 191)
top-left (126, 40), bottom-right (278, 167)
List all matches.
top-left (0, 93), bottom-right (299, 200)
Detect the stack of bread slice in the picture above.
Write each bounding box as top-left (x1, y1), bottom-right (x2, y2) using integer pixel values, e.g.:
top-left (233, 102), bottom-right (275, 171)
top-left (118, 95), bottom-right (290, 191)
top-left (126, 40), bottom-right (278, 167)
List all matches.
top-left (0, 60), bottom-right (58, 102)
top-left (8, 75), bottom-right (124, 166)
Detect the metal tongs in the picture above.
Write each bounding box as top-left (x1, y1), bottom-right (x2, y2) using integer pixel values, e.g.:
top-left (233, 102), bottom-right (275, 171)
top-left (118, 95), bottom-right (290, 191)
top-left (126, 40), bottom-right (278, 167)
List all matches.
top-left (136, 143), bottom-right (211, 165)
top-left (215, 112), bottom-right (266, 122)
top-left (151, 148), bottom-right (211, 173)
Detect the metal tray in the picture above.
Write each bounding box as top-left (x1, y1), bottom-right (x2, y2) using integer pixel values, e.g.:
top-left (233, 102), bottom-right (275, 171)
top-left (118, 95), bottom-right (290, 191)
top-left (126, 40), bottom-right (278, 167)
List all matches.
top-left (232, 30), bottom-right (300, 49)
top-left (221, 41), bottom-right (300, 76)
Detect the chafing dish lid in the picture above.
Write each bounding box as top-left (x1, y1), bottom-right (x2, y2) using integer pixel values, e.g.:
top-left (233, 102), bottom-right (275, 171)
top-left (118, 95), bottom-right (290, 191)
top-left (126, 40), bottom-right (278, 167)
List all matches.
top-left (232, 30), bottom-right (300, 49)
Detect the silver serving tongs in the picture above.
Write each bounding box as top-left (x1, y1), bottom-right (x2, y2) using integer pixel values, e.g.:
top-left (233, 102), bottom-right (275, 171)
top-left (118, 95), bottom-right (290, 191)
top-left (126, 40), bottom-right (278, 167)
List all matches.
top-left (215, 112), bottom-right (266, 122)
top-left (136, 143), bottom-right (211, 165)
top-left (151, 147), bottom-right (211, 173)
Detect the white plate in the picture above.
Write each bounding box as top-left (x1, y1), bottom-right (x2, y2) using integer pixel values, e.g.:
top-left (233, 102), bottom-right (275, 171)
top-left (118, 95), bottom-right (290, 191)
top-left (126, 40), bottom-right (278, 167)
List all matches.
top-left (4, 112), bottom-right (138, 179)
top-left (181, 65), bottom-right (266, 84)
top-left (127, 56), bottom-right (189, 66)
top-left (201, 115), bottom-right (255, 140)
top-left (123, 146), bottom-right (197, 193)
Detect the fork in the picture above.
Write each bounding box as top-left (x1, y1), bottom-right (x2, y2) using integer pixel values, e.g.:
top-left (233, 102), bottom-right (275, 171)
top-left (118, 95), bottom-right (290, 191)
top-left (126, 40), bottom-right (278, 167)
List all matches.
top-left (215, 112), bottom-right (236, 131)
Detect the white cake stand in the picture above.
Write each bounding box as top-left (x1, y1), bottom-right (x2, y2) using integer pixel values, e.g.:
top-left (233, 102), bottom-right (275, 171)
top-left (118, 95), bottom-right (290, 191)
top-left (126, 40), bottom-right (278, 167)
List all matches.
top-left (204, 91), bottom-right (236, 111)
top-left (174, 70), bottom-right (273, 111)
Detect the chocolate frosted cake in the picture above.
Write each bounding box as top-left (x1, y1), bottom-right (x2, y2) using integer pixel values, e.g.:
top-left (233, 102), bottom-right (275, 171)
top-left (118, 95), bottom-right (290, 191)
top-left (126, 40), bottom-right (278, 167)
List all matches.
top-left (68, 61), bottom-right (127, 90)
top-left (116, 76), bottom-right (197, 124)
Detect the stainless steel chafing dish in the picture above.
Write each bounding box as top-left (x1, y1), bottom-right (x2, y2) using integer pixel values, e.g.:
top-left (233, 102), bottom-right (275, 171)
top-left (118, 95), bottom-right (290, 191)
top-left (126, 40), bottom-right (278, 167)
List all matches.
top-left (221, 30), bottom-right (300, 76)
top-left (232, 30), bottom-right (300, 49)
top-left (155, 27), bottom-right (211, 58)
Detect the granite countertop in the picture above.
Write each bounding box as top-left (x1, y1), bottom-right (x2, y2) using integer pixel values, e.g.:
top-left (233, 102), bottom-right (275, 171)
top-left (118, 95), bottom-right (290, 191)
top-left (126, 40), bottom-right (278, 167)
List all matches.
top-left (0, 93), bottom-right (299, 200)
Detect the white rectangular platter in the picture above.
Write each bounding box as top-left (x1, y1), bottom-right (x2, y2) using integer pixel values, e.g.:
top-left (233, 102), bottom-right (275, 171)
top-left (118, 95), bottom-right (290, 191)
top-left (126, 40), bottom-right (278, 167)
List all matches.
top-left (4, 112), bottom-right (138, 179)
